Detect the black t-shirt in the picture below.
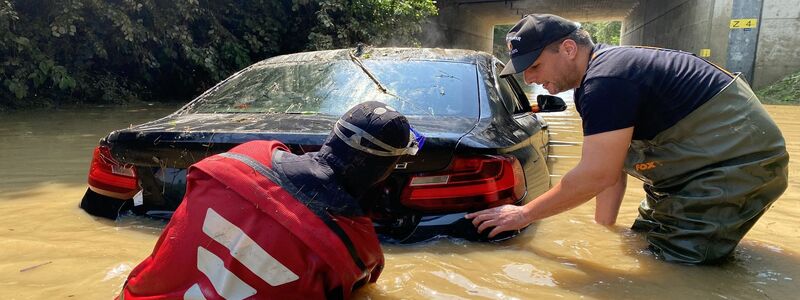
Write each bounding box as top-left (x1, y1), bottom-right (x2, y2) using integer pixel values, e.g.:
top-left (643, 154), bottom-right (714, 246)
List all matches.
top-left (574, 44), bottom-right (733, 140)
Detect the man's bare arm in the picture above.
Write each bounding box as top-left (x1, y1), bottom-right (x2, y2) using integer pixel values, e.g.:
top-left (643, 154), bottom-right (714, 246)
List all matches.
top-left (595, 172), bottom-right (627, 225)
top-left (466, 127), bottom-right (633, 237)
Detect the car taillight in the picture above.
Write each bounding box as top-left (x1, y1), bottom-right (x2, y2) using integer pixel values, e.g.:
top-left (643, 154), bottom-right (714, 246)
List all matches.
top-left (87, 145), bottom-right (139, 198)
top-left (400, 155), bottom-right (526, 212)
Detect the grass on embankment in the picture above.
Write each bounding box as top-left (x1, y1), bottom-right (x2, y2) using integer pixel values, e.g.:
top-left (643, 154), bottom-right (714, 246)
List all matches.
top-left (756, 70), bottom-right (800, 105)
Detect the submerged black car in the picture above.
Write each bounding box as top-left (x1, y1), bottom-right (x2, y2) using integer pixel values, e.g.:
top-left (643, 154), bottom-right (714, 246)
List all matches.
top-left (80, 47), bottom-right (566, 242)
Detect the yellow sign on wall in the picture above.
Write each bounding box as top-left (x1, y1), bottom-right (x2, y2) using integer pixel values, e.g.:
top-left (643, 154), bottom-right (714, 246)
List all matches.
top-left (730, 19), bottom-right (758, 29)
top-left (699, 49), bottom-right (711, 57)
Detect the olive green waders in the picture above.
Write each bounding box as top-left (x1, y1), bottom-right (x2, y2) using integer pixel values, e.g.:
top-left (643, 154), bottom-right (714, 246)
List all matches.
top-left (624, 75), bottom-right (789, 264)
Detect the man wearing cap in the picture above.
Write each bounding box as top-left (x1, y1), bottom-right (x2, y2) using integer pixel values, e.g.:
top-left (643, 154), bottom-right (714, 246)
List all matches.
top-left (119, 101), bottom-right (422, 299)
top-left (466, 14), bottom-right (788, 264)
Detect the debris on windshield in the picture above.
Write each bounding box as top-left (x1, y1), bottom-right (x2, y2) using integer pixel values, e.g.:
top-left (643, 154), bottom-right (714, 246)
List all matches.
top-left (348, 49), bottom-right (389, 94)
top-left (177, 48), bottom-right (482, 117)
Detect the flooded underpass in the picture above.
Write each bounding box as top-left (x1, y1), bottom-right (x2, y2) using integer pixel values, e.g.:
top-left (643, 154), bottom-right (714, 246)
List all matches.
top-left (0, 98), bottom-right (798, 299)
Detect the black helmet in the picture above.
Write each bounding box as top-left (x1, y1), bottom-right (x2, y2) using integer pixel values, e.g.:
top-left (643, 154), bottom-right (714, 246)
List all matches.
top-left (319, 101), bottom-right (418, 196)
top-left (272, 101), bottom-right (421, 216)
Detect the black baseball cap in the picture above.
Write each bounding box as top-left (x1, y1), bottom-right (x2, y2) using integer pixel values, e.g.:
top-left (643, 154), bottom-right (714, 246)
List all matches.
top-left (500, 14), bottom-right (580, 76)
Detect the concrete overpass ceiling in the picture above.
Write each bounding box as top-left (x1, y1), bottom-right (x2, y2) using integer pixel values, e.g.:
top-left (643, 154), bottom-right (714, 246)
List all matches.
top-left (431, 0), bottom-right (800, 88)
top-left (448, 0), bottom-right (640, 24)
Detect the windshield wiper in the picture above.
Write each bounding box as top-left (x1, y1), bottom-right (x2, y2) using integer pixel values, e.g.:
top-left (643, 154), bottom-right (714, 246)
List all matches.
top-left (345, 46), bottom-right (435, 117)
top-left (348, 48), bottom-right (389, 94)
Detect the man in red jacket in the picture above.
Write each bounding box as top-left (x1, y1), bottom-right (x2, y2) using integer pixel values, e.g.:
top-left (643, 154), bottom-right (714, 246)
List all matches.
top-left (119, 101), bottom-right (422, 299)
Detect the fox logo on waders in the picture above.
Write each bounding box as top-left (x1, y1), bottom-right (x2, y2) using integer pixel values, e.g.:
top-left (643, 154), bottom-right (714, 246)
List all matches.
top-left (635, 161), bottom-right (658, 171)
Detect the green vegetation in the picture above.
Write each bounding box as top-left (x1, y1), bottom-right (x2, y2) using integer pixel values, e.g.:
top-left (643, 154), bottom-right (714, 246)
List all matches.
top-left (492, 24), bottom-right (512, 63)
top-left (581, 21), bottom-right (621, 46)
top-left (493, 21), bottom-right (621, 63)
top-left (757, 71), bottom-right (800, 105)
top-left (0, 0), bottom-right (437, 111)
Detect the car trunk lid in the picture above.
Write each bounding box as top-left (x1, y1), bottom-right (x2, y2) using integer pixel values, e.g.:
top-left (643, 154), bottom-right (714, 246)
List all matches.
top-left (106, 112), bottom-right (478, 173)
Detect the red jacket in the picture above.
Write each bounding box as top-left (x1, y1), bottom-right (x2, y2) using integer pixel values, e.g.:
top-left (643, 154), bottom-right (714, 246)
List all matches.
top-left (120, 141), bottom-right (384, 299)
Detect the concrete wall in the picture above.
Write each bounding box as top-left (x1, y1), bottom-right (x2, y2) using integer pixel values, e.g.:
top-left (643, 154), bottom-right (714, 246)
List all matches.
top-left (754, 0), bottom-right (800, 87)
top-left (623, 0), bottom-right (800, 88)
top-left (621, 1), bottom-right (729, 67)
top-left (420, 3), bottom-right (496, 52)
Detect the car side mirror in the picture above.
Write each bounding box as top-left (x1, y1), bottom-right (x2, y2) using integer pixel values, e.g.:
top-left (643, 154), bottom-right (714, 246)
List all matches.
top-left (535, 95), bottom-right (567, 112)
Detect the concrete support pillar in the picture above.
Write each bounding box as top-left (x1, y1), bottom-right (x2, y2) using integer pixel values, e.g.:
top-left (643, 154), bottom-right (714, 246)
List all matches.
top-left (726, 0), bottom-right (764, 83)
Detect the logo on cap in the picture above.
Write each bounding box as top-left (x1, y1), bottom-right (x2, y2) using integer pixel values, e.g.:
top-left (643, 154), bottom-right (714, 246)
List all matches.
top-left (507, 41), bottom-right (518, 55)
top-left (506, 36), bottom-right (521, 55)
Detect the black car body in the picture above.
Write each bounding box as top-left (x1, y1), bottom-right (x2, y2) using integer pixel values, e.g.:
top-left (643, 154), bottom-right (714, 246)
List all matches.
top-left (81, 47), bottom-right (565, 243)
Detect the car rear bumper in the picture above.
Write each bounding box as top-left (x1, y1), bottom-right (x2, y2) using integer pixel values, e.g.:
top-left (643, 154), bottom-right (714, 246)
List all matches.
top-left (80, 188), bottom-right (133, 219)
top-left (382, 211), bottom-right (522, 244)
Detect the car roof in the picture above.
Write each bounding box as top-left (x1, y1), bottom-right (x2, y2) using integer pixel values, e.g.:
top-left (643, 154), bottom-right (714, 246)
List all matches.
top-left (257, 47), bottom-right (495, 66)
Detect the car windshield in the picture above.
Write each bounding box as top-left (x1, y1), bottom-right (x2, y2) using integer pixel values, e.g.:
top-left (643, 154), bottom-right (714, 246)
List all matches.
top-left (186, 59), bottom-right (479, 117)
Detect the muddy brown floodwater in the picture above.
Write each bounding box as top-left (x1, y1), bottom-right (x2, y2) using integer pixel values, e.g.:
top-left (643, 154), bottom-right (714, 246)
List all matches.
top-left (0, 97), bottom-right (798, 299)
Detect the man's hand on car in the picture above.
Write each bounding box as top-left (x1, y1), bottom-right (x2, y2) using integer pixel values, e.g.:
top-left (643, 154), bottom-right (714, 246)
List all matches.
top-left (465, 204), bottom-right (531, 238)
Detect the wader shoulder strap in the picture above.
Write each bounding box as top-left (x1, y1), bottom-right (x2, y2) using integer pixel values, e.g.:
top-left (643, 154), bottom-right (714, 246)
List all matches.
top-left (217, 152), bottom-right (368, 274)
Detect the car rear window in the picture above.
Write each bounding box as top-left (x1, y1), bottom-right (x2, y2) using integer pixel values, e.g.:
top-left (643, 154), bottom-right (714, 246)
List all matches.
top-left (186, 59), bottom-right (479, 117)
